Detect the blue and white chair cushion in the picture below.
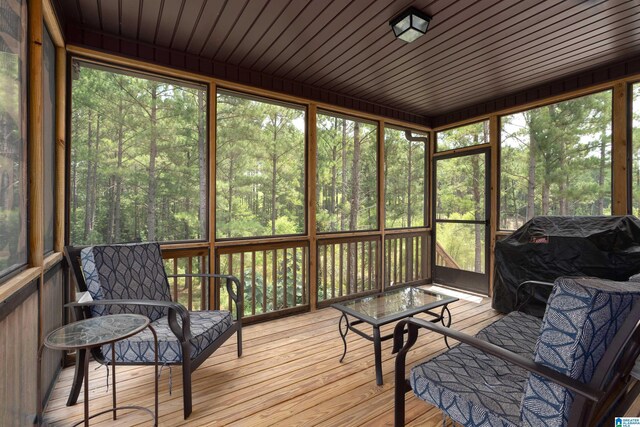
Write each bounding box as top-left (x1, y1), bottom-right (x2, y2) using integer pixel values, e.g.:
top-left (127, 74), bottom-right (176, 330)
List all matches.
top-left (81, 243), bottom-right (172, 321)
top-left (520, 277), bottom-right (640, 426)
top-left (102, 310), bottom-right (233, 363)
top-left (410, 277), bottom-right (640, 427)
top-left (80, 242), bottom-right (235, 365)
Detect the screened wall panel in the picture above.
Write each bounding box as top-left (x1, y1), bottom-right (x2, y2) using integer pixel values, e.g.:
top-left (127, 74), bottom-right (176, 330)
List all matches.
top-left (43, 26), bottom-right (55, 253)
top-left (0, 0), bottom-right (27, 277)
top-left (70, 60), bottom-right (208, 244)
top-left (216, 90), bottom-right (306, 239)
top-left (437, 121), bottom-right (489, 152)
top-left (384, 127), bottom-right (426, 229)
top-left (316, 111), bottom-right (378, 232)
top-left (632, 83), bottom-right (640, 216)
top-left (500, 91), bottom-right (612, 230)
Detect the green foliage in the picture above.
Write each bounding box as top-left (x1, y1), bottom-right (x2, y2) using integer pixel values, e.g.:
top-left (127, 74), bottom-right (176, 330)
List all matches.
top-left (385, 127), bottom-right (426, 228)
top-left (500, 91), bottom-right (612, 229)
top-left (0, 38), bottom-right (27, 275)
top-left (215, 91), bottom-right (305, 239)
top-left (437, 121), bottom-right (489, 151)
top-left (70, 61), bottom-right (207, 244)
top-left (316, 113), bottom-right (378, 232)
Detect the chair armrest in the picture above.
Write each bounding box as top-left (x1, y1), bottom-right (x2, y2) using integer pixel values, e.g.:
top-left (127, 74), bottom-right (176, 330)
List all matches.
top-left (65, 299), bottom-right (192, 341)
top-left (392, 317), bottom-right (603, 402)
top-left (167, 274), bottom-right (243, 320)
top-left (515, 280), bottom-right (554, 310)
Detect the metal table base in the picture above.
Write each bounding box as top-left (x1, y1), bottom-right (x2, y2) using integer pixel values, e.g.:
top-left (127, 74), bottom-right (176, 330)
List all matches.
top-left (338, 304), bottom-right (453, 386)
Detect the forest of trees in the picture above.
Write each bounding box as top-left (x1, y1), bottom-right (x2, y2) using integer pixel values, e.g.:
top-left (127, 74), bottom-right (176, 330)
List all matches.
top-left (500, 90), bottom-right (612, 229)
top-left (435, 123), bottom-right (488, 273)
top-left (216, 91), bottom-right (305, 239)
top-left (66, 59), bottom-right (618, 297)
top-left (70, 61), bottom-right (208, 245)
top-left (316, 112), bottom-right (378, 232)
top-left (385, 127), bottom-right (426, 228)
top-left (0, 0), bottom-right (26, 277)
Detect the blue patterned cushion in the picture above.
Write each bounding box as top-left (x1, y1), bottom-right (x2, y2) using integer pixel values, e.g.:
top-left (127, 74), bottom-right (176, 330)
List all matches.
top-left (102, 310), bottom-right (233, 364)
top-left (80, 243), bottom-right (172, 322)
top-left (520, 277), bottom-right (640, 426)
top-left (411, 311), bottom-right (541, 427)
top-left (476, 311), bottom-right (542, 357)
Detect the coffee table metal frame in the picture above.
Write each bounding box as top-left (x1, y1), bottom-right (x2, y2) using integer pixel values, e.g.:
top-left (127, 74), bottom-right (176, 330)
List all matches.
top-left (36, 314), bottom-right (159, 426)
top-left (331, 287), bottom-right (458, 386)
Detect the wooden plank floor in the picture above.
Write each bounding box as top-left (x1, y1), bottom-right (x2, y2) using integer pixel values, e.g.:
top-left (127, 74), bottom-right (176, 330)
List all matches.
top-left (52, 293), bottom-right (640, 426)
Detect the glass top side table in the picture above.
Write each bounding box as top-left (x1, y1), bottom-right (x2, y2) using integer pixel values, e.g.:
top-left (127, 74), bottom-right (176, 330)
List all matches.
top-left (331, 287), bottom-right (458, 386)
top-left (37, 314), bottom-right (159, 426)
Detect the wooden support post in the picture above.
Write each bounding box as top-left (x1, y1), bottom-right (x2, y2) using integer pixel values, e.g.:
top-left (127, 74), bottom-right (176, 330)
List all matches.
top-left (28, 0), bottom-right (43, 268)
top-left (54, 47), bottom-right (66, 254)
top-left (209, 82), bottom-right (217, 310)
top-left (613, 82), bottom-right (629, 215)
top-left (489, 115), bottom-right (499, 296)
top-left (308, 104), bottom-right (318, 310)
top-left (28, 0), bottom-right (44, 350)
top-left (378, 121), bottom-right (386, 291)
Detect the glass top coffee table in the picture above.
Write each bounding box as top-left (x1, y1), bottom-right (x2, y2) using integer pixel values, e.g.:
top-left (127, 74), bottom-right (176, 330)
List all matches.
top-left (331, 286), bottom-right (458, 385)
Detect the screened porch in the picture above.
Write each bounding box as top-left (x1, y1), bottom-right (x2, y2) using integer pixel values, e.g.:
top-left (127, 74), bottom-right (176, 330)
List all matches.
top-left (3, 0), bottom-right (640, 426)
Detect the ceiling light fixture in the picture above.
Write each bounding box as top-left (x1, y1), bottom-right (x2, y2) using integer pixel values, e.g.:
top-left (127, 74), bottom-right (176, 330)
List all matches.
top-left (389, 7), bottom-right (431, 43)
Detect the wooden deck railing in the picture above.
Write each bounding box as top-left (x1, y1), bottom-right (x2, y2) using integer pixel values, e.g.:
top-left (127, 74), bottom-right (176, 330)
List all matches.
top-left (215, 241), bottom-right (309, 320)
top-left (158, 231), bottom-right (457, 320)
top-left (317, 235), bottom-right (380, 306)
top-left (162, 247), bottom-right (209, 311)
top-left (435, 241), bottom-right (461, 269)
top-left (385, 231), bottom-right (428, 286)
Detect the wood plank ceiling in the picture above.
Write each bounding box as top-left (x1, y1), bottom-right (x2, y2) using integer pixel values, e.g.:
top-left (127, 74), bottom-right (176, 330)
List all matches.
top-left (54, 0), bottom-right (640, 124)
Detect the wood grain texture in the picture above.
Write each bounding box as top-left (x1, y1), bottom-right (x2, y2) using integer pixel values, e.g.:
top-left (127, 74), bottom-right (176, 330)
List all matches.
top-left (40, 265), bottom-right (64, 408)
top-left (28, 0), bottom-right (43, 268)
top-left (0, 291), bottom-right (38, 427)
top-left (42, 297), bottom-right (496, 425)
top-left (55, 0), bottom-right (640, 121)
top-left (613, 82), bottom-right (629, 215)
top-left (54, 46), bottom-right (65, 253)
top-left (307, 104), bottom-right (318, 310)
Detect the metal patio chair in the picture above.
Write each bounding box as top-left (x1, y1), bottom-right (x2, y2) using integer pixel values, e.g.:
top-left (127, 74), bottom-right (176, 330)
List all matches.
top-left (64, 242), bottom-right (243, 419)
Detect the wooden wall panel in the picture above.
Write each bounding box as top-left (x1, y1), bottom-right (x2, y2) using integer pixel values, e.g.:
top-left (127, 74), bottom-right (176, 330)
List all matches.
top-left (40, 264), bottom-right (64, 405)
top-left (0, 288), bottom-right (38, 426)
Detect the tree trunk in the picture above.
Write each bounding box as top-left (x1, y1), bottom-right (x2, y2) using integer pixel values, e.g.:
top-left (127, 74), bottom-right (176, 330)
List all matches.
top-left (542, 179), bottom-right (550, 215)
top-left (83, 110), bottom-right (93, 241)
top-left (197, 90), bottom-right (207, 238)
top-left (471, 138), bottom-right (482, 273)
top-left (527, 116), bottom-right (536, 222)
top-left (114, 99), bottom-right (124, 242)
top-left (340, 119), bottom-right (347, 231)
top-left (349, 122), bottom-right (361, 293)
top-left (597, 135), bottom-right (606, 215)
top-left (271, 114), bottom-right (278, 235)
top-left (407, 138), bottom-right (412, 228)
top-left (91, 115), bottom-right (100, 236)
top-left (228, 158), bottom-right (233, 239)
top-left (147, 84), bottom-right (158, 241)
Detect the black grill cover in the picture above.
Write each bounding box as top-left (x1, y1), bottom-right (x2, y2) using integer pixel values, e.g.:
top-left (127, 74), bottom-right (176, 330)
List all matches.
top-left (492, 215), bottom-right (640, 315)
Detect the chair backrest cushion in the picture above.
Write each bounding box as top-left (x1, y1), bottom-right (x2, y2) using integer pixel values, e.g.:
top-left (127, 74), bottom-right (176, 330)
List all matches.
top-left (520, 277), bottom-right (640, 426)
top-left (80, 242), bottom-right (172, 321)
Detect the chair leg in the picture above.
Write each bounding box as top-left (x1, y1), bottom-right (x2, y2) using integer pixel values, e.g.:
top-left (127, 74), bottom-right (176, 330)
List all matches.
top-left (237, 325), bottom-right (243, 357)
top-left (181, 344), bottom-right (192, 420)
top-left (66, 348), bottom-right (86, 406)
